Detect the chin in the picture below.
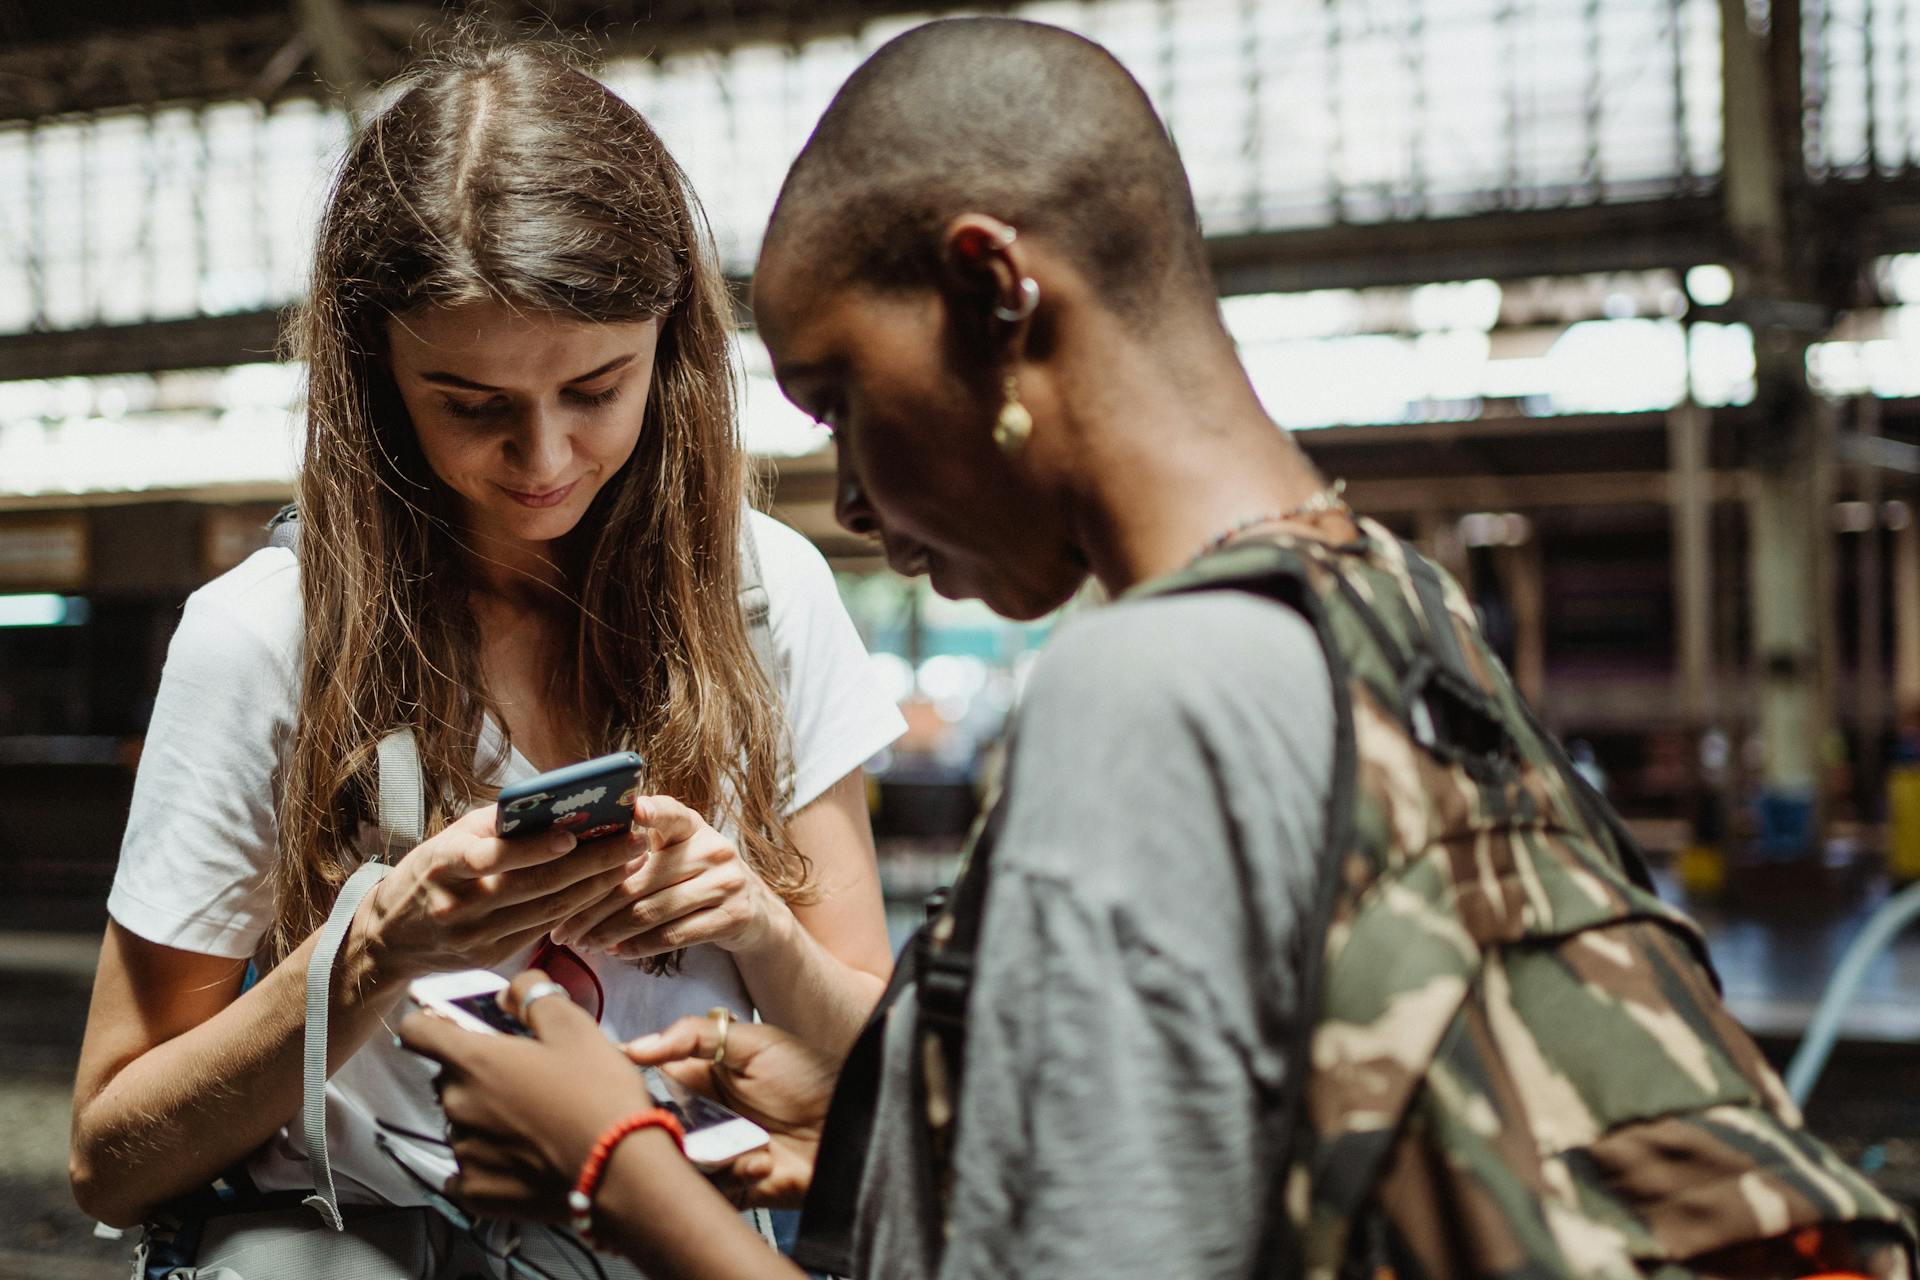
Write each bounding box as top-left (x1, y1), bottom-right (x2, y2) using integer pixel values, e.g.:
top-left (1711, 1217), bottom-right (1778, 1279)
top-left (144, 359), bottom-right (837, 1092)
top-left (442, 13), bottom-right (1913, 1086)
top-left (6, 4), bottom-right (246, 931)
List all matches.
top-left (977, 573), bottom-right (1083, 622)
top-left (511, 494), bottom-right (597, 536)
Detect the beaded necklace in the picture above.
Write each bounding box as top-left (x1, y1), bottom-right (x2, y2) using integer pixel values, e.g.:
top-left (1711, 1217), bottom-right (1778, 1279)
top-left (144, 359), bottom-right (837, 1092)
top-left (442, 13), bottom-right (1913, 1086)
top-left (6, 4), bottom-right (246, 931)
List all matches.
top-left (1191, 479), bottom-right (1350, 564)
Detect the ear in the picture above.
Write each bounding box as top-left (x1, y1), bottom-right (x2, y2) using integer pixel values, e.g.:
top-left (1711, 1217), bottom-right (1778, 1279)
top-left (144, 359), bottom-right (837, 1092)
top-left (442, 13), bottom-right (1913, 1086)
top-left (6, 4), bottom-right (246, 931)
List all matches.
top-left (939, 214), bottom-right (1027, 323)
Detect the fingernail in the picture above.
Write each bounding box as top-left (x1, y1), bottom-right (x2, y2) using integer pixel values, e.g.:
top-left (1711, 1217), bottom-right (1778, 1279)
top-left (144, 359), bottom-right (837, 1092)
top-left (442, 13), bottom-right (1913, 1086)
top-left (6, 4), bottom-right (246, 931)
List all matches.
top-left (628, 1033), bottom-right (660, 1052)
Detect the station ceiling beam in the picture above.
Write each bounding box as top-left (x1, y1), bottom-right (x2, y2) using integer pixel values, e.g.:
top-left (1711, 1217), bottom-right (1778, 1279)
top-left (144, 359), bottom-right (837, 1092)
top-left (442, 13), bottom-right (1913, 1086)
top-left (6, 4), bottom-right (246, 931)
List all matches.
top-left (1211, 197), bottom-right (1729, 295)
top-left (0, 1), bottom-right (1011, 122)
top-left (0, 195), bottom-right (1735, 383)
top-left (0, 311), bottom-right (290, 383)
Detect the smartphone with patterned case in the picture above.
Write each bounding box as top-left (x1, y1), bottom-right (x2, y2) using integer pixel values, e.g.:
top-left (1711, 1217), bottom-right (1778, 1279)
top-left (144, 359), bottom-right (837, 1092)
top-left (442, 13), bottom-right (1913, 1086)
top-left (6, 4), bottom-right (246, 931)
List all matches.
top-left (494, 751), bottom-right (644, 843)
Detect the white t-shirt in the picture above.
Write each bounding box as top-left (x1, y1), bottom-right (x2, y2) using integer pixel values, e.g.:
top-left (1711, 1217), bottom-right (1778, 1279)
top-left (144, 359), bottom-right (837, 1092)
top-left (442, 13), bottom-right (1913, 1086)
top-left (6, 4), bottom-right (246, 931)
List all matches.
top-left (108, 510), bottom-right (905, 1204)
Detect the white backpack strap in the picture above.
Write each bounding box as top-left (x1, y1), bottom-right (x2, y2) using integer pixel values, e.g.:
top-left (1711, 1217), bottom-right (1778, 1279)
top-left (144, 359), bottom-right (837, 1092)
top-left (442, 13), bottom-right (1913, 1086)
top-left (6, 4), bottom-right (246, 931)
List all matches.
top-left (376, 728), bottom-right (427, 856)
top-left (300, 859), bottom-right (389, 1230)
top-left (738, 518), bottom-right (775, 684)
top-left (301, 726), bottom-right (420, 1228)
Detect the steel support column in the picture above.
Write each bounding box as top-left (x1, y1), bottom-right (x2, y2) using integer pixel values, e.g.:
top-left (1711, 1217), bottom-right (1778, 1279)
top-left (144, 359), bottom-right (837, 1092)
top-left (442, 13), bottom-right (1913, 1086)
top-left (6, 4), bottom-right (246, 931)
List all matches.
top-left (1670, 401), bottom-right (1715, 727)
top-left (1856, 398), bottom-right (1887, 804)
top-left (1723, 0), bottom-right (1829, 860)
top-left (1746, 410), bottom-right (1827, 852)
top-left (1896, 510), bottom-right (1920, 726)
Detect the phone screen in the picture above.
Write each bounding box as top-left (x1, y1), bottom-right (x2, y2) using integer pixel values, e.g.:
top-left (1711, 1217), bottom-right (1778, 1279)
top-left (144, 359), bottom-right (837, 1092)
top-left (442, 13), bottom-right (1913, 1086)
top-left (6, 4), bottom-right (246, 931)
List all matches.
top-left (644, 1066), bottom-right (745, 1134)
top-left (447, 991), bottom-right (531, 1036)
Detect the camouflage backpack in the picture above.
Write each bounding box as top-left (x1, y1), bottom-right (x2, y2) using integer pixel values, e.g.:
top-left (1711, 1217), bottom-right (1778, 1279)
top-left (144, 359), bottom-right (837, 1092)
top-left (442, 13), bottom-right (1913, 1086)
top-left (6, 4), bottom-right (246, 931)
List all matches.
top-left (906, 521), bottom-right (1918, 1279)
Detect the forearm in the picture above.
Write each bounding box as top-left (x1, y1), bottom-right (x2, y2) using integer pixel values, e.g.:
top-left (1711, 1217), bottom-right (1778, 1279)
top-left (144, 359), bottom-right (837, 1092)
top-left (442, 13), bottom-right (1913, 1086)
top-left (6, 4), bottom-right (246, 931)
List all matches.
top-left (592, 1130), bottom-right (806, 1280)
top-left (71, 922), bottom-right (407, 1226)
top-left (733, 903), bottom-right (886, 1056)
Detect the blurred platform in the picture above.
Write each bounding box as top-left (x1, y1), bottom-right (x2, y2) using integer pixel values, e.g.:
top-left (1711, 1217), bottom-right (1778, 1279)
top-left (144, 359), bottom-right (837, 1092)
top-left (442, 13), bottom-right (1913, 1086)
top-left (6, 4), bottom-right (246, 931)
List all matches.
top-left (1678, 881), bottom-right (1920, 1043)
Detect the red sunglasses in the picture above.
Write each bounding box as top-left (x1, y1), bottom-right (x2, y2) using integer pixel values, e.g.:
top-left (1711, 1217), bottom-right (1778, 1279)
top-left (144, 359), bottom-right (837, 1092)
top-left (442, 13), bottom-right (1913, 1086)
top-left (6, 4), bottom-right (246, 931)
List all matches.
top-left (529, 935), bottom-right (605, 1022)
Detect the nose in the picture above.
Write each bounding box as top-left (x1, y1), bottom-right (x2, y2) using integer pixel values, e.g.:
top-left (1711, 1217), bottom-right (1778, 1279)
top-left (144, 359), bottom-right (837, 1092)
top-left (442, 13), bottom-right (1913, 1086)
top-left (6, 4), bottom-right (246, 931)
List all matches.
top-left (510, 405), bottom-right (569, 482)
top-left (832, 453), bottom-right (880, 538)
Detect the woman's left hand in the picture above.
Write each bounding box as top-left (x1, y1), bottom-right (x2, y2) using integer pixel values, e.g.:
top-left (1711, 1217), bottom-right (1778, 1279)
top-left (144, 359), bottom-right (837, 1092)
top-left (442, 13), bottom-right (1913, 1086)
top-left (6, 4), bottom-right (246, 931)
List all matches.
top-left (397, 970), bottom-right (657, 1222)
top-left (551, 796), bottom-right (787, 960)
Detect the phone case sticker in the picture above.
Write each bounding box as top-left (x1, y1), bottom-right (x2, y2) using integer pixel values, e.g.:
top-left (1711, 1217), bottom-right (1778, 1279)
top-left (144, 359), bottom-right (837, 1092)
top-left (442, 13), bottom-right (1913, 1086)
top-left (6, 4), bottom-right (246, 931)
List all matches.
top-left (552, 786), bottom-right (608, 815)
top-left (578, 822), bottom-right (625, 841)
top-left (554, 810), bottom-right (593, 830)
top-left (618, 786), bottom-right (641, 807)
top-left (505, 793), bottom-right (550, 815)
top-left (499, 817), bottom-right (522, 834)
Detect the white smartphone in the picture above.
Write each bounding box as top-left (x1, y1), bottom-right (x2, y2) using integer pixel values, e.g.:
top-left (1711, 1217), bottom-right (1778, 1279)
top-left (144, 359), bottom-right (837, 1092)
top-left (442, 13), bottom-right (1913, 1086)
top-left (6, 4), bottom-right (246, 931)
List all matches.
top-left (643, 1066), bottom-right (770, 1171)
top-left (408, 969), bottom-right (530, 1037)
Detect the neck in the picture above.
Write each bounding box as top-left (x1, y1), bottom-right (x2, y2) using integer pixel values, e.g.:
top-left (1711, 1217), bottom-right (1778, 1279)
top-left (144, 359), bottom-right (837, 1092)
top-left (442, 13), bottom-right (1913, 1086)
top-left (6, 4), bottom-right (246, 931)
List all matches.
top-left (459, 528), bottom-right (576, 606)
top-left (1044, 313), bottom-right (1338, 596)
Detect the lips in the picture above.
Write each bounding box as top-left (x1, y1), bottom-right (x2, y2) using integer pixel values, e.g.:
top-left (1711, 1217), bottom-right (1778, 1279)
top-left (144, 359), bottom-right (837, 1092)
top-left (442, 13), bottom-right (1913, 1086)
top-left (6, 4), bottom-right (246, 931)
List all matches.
top-left (499, 479), bottom-right (580, 509)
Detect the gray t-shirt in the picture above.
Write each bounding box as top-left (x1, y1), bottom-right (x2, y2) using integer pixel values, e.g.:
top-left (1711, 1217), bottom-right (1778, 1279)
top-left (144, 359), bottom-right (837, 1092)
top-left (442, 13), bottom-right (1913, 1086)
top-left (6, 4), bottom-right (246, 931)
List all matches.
top-left (852, 586), bottom-right (1336, 1279)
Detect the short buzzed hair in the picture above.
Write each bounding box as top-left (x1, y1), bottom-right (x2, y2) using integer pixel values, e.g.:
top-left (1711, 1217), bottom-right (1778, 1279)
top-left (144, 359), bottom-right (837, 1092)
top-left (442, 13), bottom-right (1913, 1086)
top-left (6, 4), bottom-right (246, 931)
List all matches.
top-left (763, 17), bottom-right (1214, 323)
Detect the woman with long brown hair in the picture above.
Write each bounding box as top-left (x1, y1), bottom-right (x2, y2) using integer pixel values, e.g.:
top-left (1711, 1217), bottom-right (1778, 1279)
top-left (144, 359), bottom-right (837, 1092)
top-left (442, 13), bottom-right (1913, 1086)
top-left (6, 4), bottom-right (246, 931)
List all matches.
top-left (67, 40), bottom-right (902, 1272)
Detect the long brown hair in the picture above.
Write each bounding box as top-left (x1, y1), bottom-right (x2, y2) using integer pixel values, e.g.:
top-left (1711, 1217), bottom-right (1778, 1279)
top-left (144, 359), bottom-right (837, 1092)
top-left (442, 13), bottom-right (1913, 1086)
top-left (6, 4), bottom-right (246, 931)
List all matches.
top-left (271, 41), bottom-right (805, 966)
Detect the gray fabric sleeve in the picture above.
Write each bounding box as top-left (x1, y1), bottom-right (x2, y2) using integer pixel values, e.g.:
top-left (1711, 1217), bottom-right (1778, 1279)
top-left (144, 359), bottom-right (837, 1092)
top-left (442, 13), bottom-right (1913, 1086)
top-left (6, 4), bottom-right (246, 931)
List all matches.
top-left (935, 590), bottom-right (1335, 1279)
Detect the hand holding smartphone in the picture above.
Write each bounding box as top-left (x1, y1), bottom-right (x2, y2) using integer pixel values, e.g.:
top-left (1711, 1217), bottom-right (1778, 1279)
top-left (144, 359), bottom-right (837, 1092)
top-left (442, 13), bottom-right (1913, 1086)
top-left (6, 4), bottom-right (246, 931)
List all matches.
top-left (495, 751), bottom-right (645, 843)
top-left (406, 969), bottom-right (769, 1170)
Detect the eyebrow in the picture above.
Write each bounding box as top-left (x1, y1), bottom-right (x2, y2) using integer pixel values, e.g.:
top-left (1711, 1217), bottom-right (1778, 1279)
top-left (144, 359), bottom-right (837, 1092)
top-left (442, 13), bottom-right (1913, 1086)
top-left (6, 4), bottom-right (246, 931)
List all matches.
top-left (420, 354), bottom-right (636, 392)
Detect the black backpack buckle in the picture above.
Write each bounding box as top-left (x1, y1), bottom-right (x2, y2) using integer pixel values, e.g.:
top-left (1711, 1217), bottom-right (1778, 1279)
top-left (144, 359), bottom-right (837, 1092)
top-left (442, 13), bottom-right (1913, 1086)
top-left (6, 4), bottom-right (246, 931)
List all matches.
top-left (1399, 653), bottom-right (1515, 781)
top-left (915, 936), bottom-right (974, 1036)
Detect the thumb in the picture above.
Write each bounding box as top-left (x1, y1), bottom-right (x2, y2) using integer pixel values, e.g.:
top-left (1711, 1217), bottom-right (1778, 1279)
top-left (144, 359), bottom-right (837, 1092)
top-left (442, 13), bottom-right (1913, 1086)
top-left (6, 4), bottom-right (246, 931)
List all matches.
top-left (499, 970), bottom-right (601, 1050)
top-left (452, 802), bottom-right (502, 835)
top-left (630, 795), bottom-right (702, 846)
top-left (625, 1013), bottom-right (719, 1066)
top-left (731, 1151), bottom-right (773, 1181)
top-left (396, 1008), bottom-right (479, 1070)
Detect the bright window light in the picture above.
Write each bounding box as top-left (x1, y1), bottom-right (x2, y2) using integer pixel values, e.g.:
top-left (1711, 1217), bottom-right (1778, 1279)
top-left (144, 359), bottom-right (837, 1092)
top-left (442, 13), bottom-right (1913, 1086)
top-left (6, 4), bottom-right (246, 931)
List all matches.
top-left (1879, 255), bottom-right (1920, 305)
top-left (1409, 279), bottom-right (1503, 333)
top-left (0, 594), bottom-right (85, 627)
top-left (5, 0), bottom-right (1728, 336)
top-left (1685, 264), bottom-right (1735, 307)
top-left (736, 333), bottom-right (831, 457)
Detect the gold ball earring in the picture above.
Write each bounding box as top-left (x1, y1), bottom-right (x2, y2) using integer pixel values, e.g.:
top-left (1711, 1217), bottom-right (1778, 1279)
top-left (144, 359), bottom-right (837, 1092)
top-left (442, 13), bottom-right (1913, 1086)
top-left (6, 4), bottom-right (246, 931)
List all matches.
top-left (993, 373), bottom-right (1032, 455)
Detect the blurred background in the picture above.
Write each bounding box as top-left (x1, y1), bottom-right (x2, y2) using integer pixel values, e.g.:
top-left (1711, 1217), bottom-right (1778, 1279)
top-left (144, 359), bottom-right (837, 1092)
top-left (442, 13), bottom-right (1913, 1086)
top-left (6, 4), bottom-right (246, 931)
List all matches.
top-left (2, 0), bottom-right (1919, 1272)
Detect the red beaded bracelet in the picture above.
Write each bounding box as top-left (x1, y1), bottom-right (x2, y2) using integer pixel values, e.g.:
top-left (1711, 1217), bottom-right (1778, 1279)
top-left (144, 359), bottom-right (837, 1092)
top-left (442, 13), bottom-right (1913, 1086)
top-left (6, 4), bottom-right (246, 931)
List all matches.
top-left (568, 1107), bottom-right (687, 1242)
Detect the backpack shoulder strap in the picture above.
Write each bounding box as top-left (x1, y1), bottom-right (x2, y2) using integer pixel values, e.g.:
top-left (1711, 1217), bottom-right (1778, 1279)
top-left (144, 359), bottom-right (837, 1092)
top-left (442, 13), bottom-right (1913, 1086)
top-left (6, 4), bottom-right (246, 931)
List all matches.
top-left (738, 514), bottom-right (776, 683)
top-left (791, 920), bottom-right (931, 1274)
top-left (300, 727), bottom-right (418, 1228)
top-left (266, 503), bottom-right (300, 553)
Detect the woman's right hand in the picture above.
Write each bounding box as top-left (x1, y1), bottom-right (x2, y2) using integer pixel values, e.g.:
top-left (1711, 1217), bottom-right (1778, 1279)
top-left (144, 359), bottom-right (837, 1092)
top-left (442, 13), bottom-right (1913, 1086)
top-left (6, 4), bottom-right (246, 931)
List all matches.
top-left (357, 804), bottom-right (637, 980)
top-left (624, 1013), bottom-right (842, 1208)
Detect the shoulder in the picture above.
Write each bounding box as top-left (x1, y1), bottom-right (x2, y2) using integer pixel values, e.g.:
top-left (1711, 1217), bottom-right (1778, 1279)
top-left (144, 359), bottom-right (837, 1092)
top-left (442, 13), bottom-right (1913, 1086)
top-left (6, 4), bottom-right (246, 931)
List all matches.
top-left (996, 587), bottom-right (1336, 891)
top-left (170, 546), bottom-right (303, 686)
top-left (743, 508), bottom-right (843, 631)
top-left (1019, 587), bottom-right (1330, 729)
top-left (744, 508), bottom-right (832, 591)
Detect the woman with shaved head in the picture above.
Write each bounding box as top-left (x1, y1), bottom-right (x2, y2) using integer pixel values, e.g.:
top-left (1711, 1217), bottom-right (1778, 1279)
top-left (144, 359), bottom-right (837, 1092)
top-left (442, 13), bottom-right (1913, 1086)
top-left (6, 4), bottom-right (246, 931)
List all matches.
top-left (403, 17), bottom-right (1918, 1280)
